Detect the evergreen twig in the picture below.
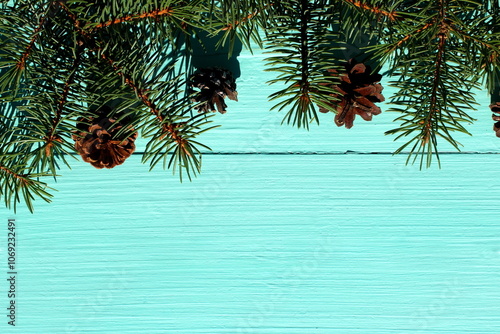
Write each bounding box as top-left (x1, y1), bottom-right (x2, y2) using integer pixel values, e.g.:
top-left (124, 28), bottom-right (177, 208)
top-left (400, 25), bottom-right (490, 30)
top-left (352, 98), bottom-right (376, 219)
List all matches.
top-left (1, 0), bottom-right (500, 212)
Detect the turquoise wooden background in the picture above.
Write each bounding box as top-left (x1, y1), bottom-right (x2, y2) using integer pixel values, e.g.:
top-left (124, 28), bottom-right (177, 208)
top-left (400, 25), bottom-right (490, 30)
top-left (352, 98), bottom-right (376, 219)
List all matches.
top-left (2, 46), bottom-right (500, 333)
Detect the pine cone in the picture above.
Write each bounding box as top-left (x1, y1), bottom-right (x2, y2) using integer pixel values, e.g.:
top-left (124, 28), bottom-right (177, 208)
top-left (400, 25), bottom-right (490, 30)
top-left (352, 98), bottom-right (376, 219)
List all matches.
top-left (491, 102), bottom-right (500, 137)
top-left (319, 59), bottom-right (385, 129)
top-left (188, 67), bottom-right (238, 114)
top-left (72, 108), bottom-right (138, 169)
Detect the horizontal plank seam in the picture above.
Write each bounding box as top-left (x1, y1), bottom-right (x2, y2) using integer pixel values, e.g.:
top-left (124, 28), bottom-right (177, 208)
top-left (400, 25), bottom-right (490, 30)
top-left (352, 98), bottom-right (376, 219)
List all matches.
top-left (130, 151), bottom-right (500, 155)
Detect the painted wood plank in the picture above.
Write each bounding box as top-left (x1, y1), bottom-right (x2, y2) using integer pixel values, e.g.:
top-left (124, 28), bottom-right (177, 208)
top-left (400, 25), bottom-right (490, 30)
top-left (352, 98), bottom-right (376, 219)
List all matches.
top-left (131, 49), bottom-right (500, 155)
top-left (2, 154), bottom-right (500, 333)
top-left (2, 22), bottom-right (500, 334)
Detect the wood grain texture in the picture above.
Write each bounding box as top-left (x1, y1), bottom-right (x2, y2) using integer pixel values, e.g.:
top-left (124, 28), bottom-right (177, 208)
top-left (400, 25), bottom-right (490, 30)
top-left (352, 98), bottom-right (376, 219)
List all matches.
top-left (2, 37), bottom-right (500, 334)
top-left (2, 154), bottom-right (500, 333)
top-left (134, 48), bottom-right (499, 155)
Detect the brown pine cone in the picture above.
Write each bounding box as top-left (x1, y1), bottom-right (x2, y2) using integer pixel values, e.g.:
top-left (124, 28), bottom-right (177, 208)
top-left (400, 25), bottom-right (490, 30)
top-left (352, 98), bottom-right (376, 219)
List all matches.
top-left (491, 102), bottom-right (500, 137)
top-left (188, 67), bottom-right (238, 114)
top-left (72, 109), bottom-right (138, 169)
top-left (319, 59), bottom-right (385, 129)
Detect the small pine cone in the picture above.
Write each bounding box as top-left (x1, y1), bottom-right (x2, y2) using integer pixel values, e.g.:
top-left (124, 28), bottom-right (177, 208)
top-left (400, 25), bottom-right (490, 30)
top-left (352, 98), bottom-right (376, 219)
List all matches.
top-left (319, 59), bottom-right (385, 129)
top-left (188, 67), bottom-right (238, 114)
top-left (72, 108), bottom-right (138, 169)
top-left (491, 102), bottom-right (500, 137)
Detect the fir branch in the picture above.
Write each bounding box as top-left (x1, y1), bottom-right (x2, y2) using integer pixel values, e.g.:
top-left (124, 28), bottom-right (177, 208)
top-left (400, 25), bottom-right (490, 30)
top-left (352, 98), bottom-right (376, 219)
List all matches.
top-left (416, 17), bottom-right (447, 166)
top-left (89, 8), bottom-right (174, 30)
top-left (415, 2), bottom-right (448, 151)
top-left (98, 52), bottom-right (190, 154)
top-left (0, 159), bottom-right (54, 213)
top-left (17, 14), bottom-right (46, 69)
top-left (208, 0), bottom-right (272, 53)
top-left (42, 43), bottom-right (84, 158)
top-left (392, 21), bottom-right (433, 50)
top-left (449, 25), bottom-right (496, 51)
top-left (425, 3), bottom-right (447, 142)
top-left (55, 44), bottom-right (83, 122)
top-left (16, 2), bottom-right (60, 70)
top-left (0, 165), bottom-right (27, 182)
top-left (300, 0), bottom-right (310, 85)
top-left (58, 1), bottom-right (88, 36)
top-left (339, 0), bottom-right (398, 21)
top-left (265, 0), bottom-right (342, 129)
top-left (220, 4), bottom-right (271, 31)
top-left (383, 0), bottom-right (482, 167)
